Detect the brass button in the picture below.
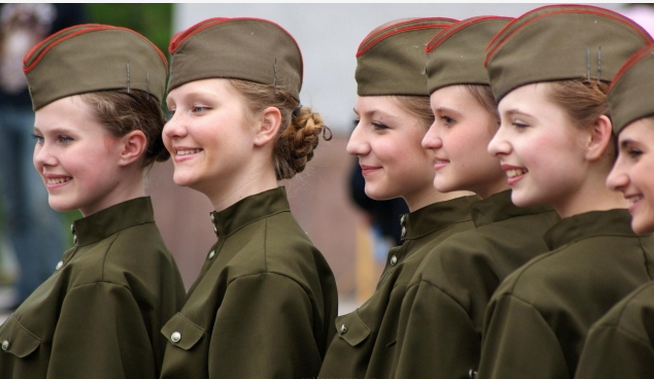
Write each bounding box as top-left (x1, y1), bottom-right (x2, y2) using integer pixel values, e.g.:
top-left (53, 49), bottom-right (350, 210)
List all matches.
top-left (339, 324), bottom-right (348, 334)
top-left (73, 234), bottom-right (78, 243)
top-left (213, 225), bottom-right (218, 234)
top-left (208, 250), bottom-right (216, 260)
top-left (55, 261), bottom-right (64, 271)
top-left (401, 226), bottom-right (406, 239)
top-left (1, 340), bottom-right (9, 351)
top-left (468, 369), bottom-right (477, 379)
top-left (390, 255), bottom-right (398, 266)
top-left (400, 214), bottom-right (406, 225)
top-left (171, 331), bottom-right (181, 343)
top-left (210, 213), bottom-right (216, 223)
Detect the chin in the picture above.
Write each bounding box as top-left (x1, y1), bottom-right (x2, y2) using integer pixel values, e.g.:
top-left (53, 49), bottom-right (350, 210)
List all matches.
top-left (631, 217), bottom-right (654, 235)
top-left (48, 199), bottom-right (73, 213)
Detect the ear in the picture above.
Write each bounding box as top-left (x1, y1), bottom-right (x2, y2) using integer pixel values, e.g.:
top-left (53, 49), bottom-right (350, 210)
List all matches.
top-left (585, 115), bottom-right (613, 161)
top-left (253, 106), bottom-right (282, 147)
top-left (118, 130), bottom-right (147, 167)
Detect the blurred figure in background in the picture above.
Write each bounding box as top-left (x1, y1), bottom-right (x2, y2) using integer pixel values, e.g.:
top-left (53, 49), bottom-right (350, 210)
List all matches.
top-left (0, 3), bottom-right (87, 309)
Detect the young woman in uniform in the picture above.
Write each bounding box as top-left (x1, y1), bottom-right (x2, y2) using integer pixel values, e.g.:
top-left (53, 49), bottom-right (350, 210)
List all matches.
top-left (391, 16), bottom-right (560, 379)
top-left (318, 18), bottom-right (480, 379)
top-left (0, 24), bottom-right (186, 379)
top-left (477, 5), bottom-right (654, 379)
top-left (158, 18), bottom-right (337, 379)
top-left (574, 45), bottom-right (654, 379)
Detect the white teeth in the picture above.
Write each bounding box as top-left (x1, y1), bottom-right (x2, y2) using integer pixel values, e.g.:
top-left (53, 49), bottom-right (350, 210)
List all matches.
top-left (506, 168), bottom-right (527, 178)
top-left (628, 195), bottom-right (643, 205)
top-left (47, 177), bottom-right (70, 185)
top-left (177, 149), bottom-right (202, 156)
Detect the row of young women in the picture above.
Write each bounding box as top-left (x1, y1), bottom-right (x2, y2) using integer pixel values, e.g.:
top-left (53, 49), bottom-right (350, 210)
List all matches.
top-left (1, 3), bottom-right (654, 379)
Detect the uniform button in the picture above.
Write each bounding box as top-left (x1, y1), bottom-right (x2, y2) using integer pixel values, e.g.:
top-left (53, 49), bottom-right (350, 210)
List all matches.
top-left (55, 261), bottom-right (64, 271)
top-left (390, 255), bottom-right (398, 266)
top-left (171, 331), bottom-right (182, 343)
top-left (70, 224), bottom-right (75, 233)
top-left (468, 369), bottom-right (477, 379)
top-left (210, 213), bottom-right (216, 223)
top-left (401, 226), bottom-right (406, 239)
top-left (339, 324), bottom-right (348, 334)
top-left (400, 215), bottom-right (406, 225)
top-left (208, 250), bottom-right (216, 260)
top-left (73, 234), bottom-right (78, 243)
top-left (1, 340), bottom-right (9, 351)
top-left (213, 225), bottom-right (218, 234)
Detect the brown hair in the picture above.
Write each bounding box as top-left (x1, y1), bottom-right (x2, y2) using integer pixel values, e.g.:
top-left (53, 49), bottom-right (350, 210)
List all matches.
top-left (80, 89), bottom-right (169, 167)
top-left (391, 95), bottom-right (434, 128)
top-left (228, 79), bottom-right (332, 180)
top-left (463, 84), bottom-right (499, 121)
top-left (546, 79), bottom-right (611, 129)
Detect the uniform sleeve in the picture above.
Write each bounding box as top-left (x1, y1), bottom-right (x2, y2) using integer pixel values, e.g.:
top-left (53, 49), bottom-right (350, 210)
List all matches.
top-left (393, 280), bottom-right (479, 379)
top-left (208, 273), bottom-right (322, 379)
top-left (574, 324), bottom-right (654, 379)
top-left (477, 293), bottom-right (569, 379)
top-left (47, 282), bottom-right (156, 379)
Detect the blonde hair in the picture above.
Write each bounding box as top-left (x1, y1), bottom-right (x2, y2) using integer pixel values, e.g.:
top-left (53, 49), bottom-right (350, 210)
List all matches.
top-left (228, 79), bottom-right (332, 180)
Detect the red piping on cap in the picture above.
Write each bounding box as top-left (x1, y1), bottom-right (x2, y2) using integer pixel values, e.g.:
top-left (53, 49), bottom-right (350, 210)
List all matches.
top-left (356, 18), bottom-right (456, 57)
top-left (484, 7), bottom-right (653, 67)
top-left (23, 23), bottom-right (167, 74)
top-left (609, 44), bottom-right (654, 91)
top-left (426, 16), bottom-right (513, 53)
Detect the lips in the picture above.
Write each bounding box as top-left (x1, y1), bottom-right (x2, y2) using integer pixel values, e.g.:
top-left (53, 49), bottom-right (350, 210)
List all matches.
top-left (360, 164), bottom-right (380, 176)
top-left (626, 193), bottom-right (644, 214)
top-left (501, 164), bottom-right (528, 185)
top-left (433, 157), bottom-right (449, 171)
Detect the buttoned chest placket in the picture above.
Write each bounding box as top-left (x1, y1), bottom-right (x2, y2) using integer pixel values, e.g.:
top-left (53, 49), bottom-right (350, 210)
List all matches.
top-left (52, 224), bottom-right (80, 273)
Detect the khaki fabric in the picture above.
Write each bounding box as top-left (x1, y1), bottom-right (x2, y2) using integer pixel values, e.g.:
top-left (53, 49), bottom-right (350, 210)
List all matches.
top-left (426, 16), bottom-right (512, 94)
top-left (167, 18), bottom-right (302, 100)
top-left (484, 4), bottom-right (652, 102)
top-left (608, 45), bottom-right (654, 134)
top-left (478, 209), bottom-right (654, 379)
top-left (24, 24), bottom-right (167, 110)
top-left (392, 190), bottom-right (558, 379)
top-left (355, 18), bottom-right (456, 96)
top-left (318, 195), bottom-right (478, 379)
top-left (575, 280), bottom-right (654, 379)
top-left (159, 187), bottom-right (338, 379)
top-left (0, 197), bottom-right (186, 379)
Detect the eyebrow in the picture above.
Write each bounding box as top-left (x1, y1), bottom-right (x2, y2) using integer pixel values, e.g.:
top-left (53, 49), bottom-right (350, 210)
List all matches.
top-left (504, 109), bottom-right (531, 118)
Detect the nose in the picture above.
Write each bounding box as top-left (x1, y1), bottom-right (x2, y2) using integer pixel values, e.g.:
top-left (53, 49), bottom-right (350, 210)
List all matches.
top-left (33, 140), bottom-right (56, 173)
top-left (162, 112), bottom-right (186, 145)
top-left (422, 122), bottom-right (442, 150)
top-left (488, 124), bottom-right (510, 157)
top-left (606, 156), bottom-right (629, 192)
top-left (346, 123), bottom-right (370, 156)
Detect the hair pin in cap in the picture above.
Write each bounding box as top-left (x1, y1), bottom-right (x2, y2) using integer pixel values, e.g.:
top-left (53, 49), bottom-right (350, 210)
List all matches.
top-left (425, 16), bottom-right (513, 94)
top-left (608, 45), bottom-right (654, 134)
top-left (24, 23), bottom-right (168, 111)
top-left (355, 17), bottom-right (457, 97)
top-left (484, 4), bottom-right (653, 102)
top-left (167, 17), bottom-right (303, 101)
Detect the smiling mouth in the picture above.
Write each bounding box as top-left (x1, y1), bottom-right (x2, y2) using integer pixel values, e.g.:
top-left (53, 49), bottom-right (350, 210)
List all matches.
top-left (47, 177), bottom-right (71, 185)
top-left (627, 195), bottom-right (644, 205)
top-left (176, 148), bottom-right (202, 156)
top-left (506, 168), bottom-right (527, 178)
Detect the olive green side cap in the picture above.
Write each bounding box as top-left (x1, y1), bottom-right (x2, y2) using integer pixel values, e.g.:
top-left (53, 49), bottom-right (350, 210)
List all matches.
top-left (426, 16), bottom-right (513, 94)
top-left (24, 24), bottom-right (168, 111)
top-left (167, 17), bottom-right (303, 101)
top-left (355, 17), bottom-right (457, 96)
top-left (608, 45), bottom-right (654, 134)
top-left (485, 4), bottom-right (653, 102)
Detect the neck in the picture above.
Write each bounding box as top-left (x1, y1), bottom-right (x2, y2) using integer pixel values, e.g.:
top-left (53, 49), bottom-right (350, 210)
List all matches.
top-left (555, 172), bottom-right (627, 218)
top-left (208, 166), bottom-right (278, 213)
top-left (405, 188), bottom-right (474, 212)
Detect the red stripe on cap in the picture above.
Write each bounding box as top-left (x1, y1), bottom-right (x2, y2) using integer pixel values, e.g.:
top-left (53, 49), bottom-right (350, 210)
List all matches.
top-left (24, 23), bottom-right (168, 74)
top-left (426, 16), bottom-right (513, 53)
top-left (356, 22), bottom-right (455, 57)
top-left (609, 44), bottom-right (654, 91)
top-left (484, 8), bottom-right (653, 67)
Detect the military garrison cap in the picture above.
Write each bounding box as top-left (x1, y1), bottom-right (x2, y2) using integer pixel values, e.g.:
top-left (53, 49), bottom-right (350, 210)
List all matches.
top-left (608, 45), bottom-right (654, 134)
top-left (167, 17), bottom-right (303, 101)
top-left (24, 24), bottom-right (167, 111)
top-left (484, 4), bottom-right (653, 102)
top-left (355, 17), bottom-right (457, 96)
top-left (425, 16), bottom-right (513, 94)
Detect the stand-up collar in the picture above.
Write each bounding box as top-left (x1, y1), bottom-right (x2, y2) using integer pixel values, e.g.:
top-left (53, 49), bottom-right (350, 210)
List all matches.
top-left (544, 208), bottom-right (635, 251)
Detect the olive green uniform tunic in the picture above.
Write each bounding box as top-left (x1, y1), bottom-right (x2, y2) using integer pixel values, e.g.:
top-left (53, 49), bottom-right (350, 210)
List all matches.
top-left (478, 209), bottom-right (654, 379)
top-left (393, 190), bottom-right (559, 379)
top-left (574, 280), bottom-right (654, 379)
top-left (318, 195), bottom-right (478, 379)
top-left (160, 187), bottom-right (338, 379)
top-left (0, 197), bottom-right (186, 379)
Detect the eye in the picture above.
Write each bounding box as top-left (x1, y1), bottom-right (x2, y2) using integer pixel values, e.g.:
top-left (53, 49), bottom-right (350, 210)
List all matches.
top-left (371, 122), bottom-right (389, 131)
top-left (440, 115), bottom-right (455, 127)
top-left (31, 133), bottom-right (44, 145)
top-left (58, 135), bottom-right (73, 144)
top-left (192, 106), bottom-right (208, 113)
top-left (167, 108), bottom-right (176, 118)
top-left (512, 121), bottom-right (529, 129)
top-left (627, 147), bottom-right (643, 158)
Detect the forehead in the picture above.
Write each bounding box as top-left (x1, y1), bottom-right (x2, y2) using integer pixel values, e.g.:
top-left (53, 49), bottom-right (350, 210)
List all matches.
top-left (619, 117), bottom-right (654, 143)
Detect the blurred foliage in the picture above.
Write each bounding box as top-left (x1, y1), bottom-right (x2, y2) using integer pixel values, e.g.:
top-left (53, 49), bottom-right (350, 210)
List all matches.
top-left (85, 4), bottom-right (173, 57)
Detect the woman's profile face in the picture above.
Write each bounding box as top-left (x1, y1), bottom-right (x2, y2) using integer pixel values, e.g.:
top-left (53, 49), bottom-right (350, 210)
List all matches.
top-left (422, 85), bottom-right (505, 199)
top-left (32, 96), bottom-right (125, 216)
top-left (347, 95), bottom-right (435, 207)
top-left (607, 118), bottom-right (654, 234)
top-left (163, 78), bottom-right (257, 197)
top-left (487, 83), bottom-right (589, 211)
